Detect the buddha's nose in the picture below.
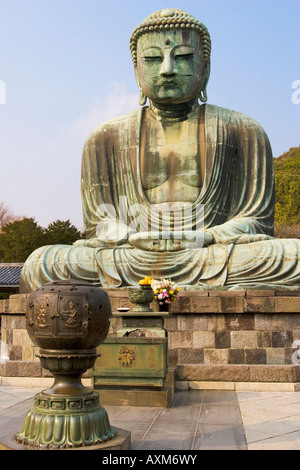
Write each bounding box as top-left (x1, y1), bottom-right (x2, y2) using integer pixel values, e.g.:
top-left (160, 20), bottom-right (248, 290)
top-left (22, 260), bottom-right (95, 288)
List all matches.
top-left (160, 54), bottom-right (177, 76)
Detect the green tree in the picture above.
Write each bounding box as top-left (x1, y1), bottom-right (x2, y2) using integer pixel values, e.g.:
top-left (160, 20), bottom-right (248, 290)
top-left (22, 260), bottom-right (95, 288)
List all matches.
top-left (43, 219), bottom-right (81, 245)
top-left (274, 146), bottom-right (300, 226)
top-left (0, 217), bottom-right (45, 262)
top-left (0, 217), bottom-right (82, 262)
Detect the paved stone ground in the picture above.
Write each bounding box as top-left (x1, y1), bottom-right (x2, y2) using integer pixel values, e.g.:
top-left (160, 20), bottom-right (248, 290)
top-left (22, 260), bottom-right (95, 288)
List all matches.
top-left (108, 389), bottom-right (246, 450)
top-left (237, 391), bottom-right (300, 450)
top-left (0, 386), bottom-right (299, 450)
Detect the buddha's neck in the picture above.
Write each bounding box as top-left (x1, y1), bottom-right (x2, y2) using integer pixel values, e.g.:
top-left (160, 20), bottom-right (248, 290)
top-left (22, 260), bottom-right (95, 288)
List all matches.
top-left (149, 98), bottom-right (199, 121)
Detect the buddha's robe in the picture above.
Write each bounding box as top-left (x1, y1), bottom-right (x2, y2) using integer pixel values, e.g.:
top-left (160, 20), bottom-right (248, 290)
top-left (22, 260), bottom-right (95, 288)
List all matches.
top-left (19, 104), bottom-right (300, 292)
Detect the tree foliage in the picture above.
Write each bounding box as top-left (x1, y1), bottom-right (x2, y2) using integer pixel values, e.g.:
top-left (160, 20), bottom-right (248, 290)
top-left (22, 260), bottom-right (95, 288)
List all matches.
top-left (43, 219), bottom-right (81, 245)
top-left (0, 217), bottom-right (82, 262)
top-left (0, 218), bottom-right (45, 262)
top-left (274, 146), bottom-right (300, 234)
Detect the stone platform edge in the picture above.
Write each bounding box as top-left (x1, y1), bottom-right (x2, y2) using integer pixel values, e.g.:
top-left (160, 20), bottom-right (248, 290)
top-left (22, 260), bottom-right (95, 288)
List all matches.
top-left (0, 375), bottom-right (299, 392)
top-left (1, 288), bottom-right (300, 315)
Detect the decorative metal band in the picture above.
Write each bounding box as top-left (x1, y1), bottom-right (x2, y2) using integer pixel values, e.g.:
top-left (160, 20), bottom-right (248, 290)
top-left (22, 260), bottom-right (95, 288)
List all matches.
top-left (33, 391), bottom-right (101, 413)
top-left (130, 8), bottom-right (211, 66)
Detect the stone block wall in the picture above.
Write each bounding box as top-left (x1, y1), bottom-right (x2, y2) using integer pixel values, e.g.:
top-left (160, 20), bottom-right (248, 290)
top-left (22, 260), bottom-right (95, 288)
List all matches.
top-left (165, 312), bottom-right (300, 367)
top-left (0, 294), bottom-right (47, 377)
top-left (164, 291), bottom-right (300, 388)
top-left (0, 290), bottom-right (299, 389)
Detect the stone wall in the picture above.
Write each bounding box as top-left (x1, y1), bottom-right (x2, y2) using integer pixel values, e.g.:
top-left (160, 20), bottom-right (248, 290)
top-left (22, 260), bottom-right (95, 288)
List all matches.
top-left (165, 312), bottom-right (299, 367)
top-left (0, 290), bottom-right (299, 390)
top-left (164, 290), bottom-right (300, 390)
top-left (0, 294), bottom-right (48, 378)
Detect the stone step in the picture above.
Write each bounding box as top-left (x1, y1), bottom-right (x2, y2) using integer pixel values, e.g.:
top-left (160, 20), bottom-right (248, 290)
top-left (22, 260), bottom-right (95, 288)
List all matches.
top-left (177, 364), bottom-right (300, 383)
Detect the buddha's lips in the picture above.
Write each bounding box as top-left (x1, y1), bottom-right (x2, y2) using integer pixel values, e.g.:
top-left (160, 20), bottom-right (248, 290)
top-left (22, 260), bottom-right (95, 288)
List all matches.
top-left (157, 79), bottom-right (178, 88)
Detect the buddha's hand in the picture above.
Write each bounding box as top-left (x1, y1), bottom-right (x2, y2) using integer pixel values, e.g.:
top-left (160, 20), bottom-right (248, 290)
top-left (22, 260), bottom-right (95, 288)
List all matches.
top-left (127, 231), bottom-right (214, 252)
top-left (73, 238), bottom-right (106, 248)
top-left (235, 234), bottom-right (273, 244)
top-left (128, 231), bottom-right (181, 251)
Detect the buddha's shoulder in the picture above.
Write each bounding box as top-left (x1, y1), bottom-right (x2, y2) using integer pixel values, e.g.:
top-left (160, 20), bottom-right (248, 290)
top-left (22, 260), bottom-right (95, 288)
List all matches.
top-left (205, 103), bottom-right (264, 129)
top-left (84, 109), bottom-right (141, 144)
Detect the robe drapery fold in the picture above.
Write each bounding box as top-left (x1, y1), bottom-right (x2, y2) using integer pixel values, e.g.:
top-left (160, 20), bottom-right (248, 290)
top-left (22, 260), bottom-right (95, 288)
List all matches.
top-left (19, 104), bottom-right (300, 293)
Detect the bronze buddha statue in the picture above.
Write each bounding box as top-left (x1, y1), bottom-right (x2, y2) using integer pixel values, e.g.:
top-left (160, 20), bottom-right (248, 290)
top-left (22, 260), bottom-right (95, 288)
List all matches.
top-left (20, 9), bottom-right (300, 292)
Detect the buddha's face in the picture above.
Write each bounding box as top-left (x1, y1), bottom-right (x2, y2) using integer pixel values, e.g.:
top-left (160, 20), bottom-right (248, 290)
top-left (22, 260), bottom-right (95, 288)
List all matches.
top-left (136, 29), bottom-right (206, 104)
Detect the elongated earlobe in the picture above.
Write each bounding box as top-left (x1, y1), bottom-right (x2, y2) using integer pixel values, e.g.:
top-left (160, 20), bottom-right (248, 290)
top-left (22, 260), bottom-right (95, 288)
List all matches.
top-left (199, 63), bottom-right (210, 103)
top-left (199, 88), bottom-right (208, 103)
top-left (135, 66), bottom-right (147, 106)
top-left (139, 90), bottom-right (147, 106)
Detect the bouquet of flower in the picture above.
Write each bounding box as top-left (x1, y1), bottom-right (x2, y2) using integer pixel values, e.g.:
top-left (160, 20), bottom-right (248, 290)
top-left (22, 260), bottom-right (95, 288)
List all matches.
top-left (150, 278), bottom-right (179, 305)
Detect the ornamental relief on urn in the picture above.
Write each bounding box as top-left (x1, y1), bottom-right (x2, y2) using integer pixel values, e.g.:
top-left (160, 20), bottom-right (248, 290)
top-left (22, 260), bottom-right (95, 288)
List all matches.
top-left (28, 294), bottom-right (89, 338)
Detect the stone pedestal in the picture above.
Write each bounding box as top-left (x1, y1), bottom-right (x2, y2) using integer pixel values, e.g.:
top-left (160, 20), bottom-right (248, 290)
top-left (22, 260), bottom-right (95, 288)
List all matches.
top-left (1, 289), bottom-right (300, 391)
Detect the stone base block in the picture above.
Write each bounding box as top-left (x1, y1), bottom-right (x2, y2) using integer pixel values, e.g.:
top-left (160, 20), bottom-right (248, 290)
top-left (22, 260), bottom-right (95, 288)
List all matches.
top-left (177, 380), bottom-right (300, 392)
top-left (95, 386), bottom-right (172, 407)
top-left (177, 363), bottom-right (300, 382)
top-left (0, 361), bottom-right (44, 378)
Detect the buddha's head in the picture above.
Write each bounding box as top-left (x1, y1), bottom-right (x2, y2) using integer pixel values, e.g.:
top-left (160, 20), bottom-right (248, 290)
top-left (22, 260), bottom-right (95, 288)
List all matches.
top-left (130, 9), bottom-right (211, 106)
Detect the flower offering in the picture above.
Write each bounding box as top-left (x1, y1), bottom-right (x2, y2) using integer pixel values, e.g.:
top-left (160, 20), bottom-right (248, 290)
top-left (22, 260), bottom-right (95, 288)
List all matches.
top-left (150, 278), bottom-right (179, 305)
top-left (139, 276), bottom-right (153, 286)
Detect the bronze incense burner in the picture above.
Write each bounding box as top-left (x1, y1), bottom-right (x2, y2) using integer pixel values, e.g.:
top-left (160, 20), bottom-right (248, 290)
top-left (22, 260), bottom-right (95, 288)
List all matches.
top-left (15, 279), bottom-right (116, 448)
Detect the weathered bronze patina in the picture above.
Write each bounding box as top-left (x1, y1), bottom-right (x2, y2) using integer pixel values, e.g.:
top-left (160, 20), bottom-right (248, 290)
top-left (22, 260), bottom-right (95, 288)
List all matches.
top-left (128, 285), bottom-right (154, 311)
top-left (15, 279), bottom-right (116, 449)
top-left (92, 309), bottom-right (171, 407)
top-left (19, 8), bottom-right (300, 292)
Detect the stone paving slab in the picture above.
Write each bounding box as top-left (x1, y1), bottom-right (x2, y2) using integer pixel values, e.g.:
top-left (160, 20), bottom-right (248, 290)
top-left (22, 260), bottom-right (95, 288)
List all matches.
top-left (0, 389), bottom-right (246, 450)
top-left (1, 387), bottom-right (299, 450)
top-left (237, 391), bottom-right (300, 450)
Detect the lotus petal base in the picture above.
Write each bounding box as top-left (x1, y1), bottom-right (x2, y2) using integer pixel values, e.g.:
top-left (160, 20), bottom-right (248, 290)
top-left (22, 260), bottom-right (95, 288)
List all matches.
top-left (15, 391), bottom-right (116, 449)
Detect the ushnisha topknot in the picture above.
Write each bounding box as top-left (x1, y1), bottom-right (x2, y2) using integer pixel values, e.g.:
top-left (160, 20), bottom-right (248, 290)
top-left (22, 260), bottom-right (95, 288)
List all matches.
top-left (130, 8), bottom-right (211, 66)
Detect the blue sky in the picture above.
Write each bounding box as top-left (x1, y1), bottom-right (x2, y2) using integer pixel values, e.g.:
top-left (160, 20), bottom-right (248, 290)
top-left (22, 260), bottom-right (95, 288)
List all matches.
top-left (0, 0), bottom-right (299, 230)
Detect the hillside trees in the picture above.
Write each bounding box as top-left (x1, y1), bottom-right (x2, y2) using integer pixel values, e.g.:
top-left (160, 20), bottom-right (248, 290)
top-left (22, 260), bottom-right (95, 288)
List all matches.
top-left (0, 216), bottom-right (82, 262)
top-left (43, 220), bottom-right (81, 245)
top-left (273, 146), bottom-right (300, 238)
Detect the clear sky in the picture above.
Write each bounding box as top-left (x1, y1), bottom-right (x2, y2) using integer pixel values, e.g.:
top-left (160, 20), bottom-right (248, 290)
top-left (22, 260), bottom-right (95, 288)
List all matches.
top-left (0, 0), bottom-right (299, 231)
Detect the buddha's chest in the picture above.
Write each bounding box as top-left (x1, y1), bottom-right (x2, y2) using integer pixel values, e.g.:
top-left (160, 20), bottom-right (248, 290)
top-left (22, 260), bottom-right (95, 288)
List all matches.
top-left (140, 116), bottom-right (203, 203)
